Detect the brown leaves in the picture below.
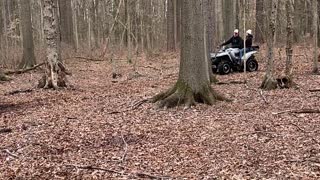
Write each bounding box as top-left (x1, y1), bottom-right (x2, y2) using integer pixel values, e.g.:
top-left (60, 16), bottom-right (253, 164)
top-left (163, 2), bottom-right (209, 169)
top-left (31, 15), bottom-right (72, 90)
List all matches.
top-left (0, 50), bottom-right (320, 179)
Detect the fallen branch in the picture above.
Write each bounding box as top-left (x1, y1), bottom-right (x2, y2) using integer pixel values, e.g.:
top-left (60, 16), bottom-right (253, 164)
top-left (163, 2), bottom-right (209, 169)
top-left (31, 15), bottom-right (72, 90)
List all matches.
top-left (273, 109), bottom-right (320, 115)
top-left (258, 89), bottom-right (269, 104)
top-left (284, 158), bottom-right (320, 164)
top-left (216, 80), bottom-right (246, 85)
top-left (5, 89), bottom-right (33, 96)
top-left (65, 56), bottom-right (105, 62)
top-left (137, 65), bottom-right (162, 71)
top-left (5, 63), bottom-right (44, 75)
top-left (245, 84), bottom-right (269, 104)
top-left (120, 132), bottom-right (128, 163)
top-left (136, 172), bottom-right (171, 179)
top-left (65, 164), bottom-right (123, 175)
top-left (309, 89), bottom-right (320, 92)
top-left (0, 128), bottom-right (12, 134)
top-left (3, 149), bottom-right (19, 159)
top-left (109, 98), bottom-right (150, 114)
top-left (65, 164), bottom-right (172, 179)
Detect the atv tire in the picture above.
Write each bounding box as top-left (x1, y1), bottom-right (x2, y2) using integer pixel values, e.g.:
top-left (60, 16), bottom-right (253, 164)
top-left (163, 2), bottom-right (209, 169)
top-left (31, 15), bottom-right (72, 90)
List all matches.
top-left (218, 60), bottom-right (232, 75)
top-left (246, 57), bottom-right (258, 72)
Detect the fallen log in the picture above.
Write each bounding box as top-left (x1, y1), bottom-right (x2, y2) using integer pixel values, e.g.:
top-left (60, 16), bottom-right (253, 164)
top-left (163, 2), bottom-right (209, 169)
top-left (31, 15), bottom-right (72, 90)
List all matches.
top-left (5, 63), bottom-right (44, 75)
top-left (273, 109), bottom-right (320, 115)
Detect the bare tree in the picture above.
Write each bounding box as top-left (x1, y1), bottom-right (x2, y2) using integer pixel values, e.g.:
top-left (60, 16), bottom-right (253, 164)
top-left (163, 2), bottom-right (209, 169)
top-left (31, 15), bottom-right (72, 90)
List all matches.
top-left (255, 0), bottom-right (265, 43)
top-left (203, 0), bottom-right (218, 83)
top-left (167, 0), bottom-right (176, 51)
top-left (153, 0), bottom-right (227, 108)
top-left (261, 0), bottom-right (278, 90)
top-left (285, 0), bottom-right (294, 87)
top-left (19, 0), bottom-right (36, 69)
top-left (312, 0), bottom-right (319, 74)
top-left (58, 0), bottom-right (74, 47)
top-left (38, 0), bottom-right (68, 89)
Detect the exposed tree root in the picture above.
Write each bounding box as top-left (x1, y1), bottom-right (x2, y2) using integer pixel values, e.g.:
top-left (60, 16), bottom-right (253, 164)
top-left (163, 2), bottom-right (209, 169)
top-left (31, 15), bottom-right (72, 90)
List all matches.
top-left (210, 75), bottom-right (219, 84)
top-left (260, 75), bottom-right (278, 90)
top-left (38, 62), bottom-right (69, 89)
top-left (152, 80), bottom-right (229, 108)
top-left (0, 74), bottom-right (11, 81)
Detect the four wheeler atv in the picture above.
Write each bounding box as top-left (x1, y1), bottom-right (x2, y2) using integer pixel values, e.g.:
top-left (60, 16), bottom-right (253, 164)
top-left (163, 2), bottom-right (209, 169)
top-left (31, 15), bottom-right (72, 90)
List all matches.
top-left (210, 46), bottom-right (259, 75)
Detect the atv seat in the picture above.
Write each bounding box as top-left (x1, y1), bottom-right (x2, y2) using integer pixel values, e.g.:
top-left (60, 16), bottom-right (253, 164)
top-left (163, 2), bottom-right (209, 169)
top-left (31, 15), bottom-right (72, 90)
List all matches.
top-left (252, 46), bottom-right (260, 50)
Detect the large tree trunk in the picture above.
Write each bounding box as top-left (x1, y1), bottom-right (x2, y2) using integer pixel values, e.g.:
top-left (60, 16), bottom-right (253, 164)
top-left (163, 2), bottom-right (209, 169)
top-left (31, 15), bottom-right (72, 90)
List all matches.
top-left (153, 0), bottom-right (226, 108)
top-left (19, 0), bottom-right (36, 69)
top-left (38, 0), bottom-right (67, 89)
top-left (58, 0), bottom-right (74, 47)
top-left (255, 0), bottom-right (264, 43)
top-left (312, 0), bottom-right (319, 74)
top-left (284, 0), bottom-right (294, 87)
top-left (261, 0), bottom-right (278, 90)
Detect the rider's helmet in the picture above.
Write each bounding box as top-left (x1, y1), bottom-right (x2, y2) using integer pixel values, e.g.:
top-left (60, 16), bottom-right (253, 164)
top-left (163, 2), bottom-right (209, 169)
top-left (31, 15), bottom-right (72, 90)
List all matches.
top-left (234, 29), bottom-right (239, 36)
top-left (246, 29), bottom-right (252, 35)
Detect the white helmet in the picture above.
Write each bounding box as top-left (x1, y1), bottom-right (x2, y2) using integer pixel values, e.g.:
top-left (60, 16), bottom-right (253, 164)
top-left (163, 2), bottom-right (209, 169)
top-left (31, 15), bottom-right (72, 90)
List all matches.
top-left (234, 29), bottom-right (239, 33)
top-left (246, 29), bottom-right (252, 35)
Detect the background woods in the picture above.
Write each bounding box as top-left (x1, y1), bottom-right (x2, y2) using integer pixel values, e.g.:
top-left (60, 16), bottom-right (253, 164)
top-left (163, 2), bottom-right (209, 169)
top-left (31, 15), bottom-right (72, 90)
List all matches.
top-left (0, 0), bottom-right (319, 69)
top-left (1, 0), bottom-right (320, 179)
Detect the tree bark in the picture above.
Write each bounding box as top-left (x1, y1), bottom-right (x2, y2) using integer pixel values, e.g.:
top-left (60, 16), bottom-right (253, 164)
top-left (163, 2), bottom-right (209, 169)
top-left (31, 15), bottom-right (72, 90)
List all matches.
top-left (312, 0), bottom-right (319, 74)
top-left (58, 0), bottom-right (74, 47)
top-left (255, 0), bottom-right (264, 43)
top-left (153, 0), bottom-right (226, 108)
top-left (19, 0), bottom-right (36, 69)
top-left (261, 0), bottom-right (278, 90)
top-left (167, 0), bottom-right (175, 51)
top-left (285, 0), bottom-right (294, 87)
top-left (39, 0), bottom-right (68, 89)
top-left (203, 0), bottom-right (218, 83)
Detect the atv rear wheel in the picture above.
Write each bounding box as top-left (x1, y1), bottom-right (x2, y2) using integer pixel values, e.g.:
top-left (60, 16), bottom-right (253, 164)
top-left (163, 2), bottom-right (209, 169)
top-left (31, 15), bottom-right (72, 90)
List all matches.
top-left (246, 57), bottom-right (258, 72)
top-left (218, 60), bottom-right (232, 75)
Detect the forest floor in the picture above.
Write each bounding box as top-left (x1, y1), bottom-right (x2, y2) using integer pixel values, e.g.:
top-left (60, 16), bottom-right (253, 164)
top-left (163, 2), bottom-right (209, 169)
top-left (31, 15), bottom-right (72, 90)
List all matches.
top-left (0, 46), bottom-right (320, 179)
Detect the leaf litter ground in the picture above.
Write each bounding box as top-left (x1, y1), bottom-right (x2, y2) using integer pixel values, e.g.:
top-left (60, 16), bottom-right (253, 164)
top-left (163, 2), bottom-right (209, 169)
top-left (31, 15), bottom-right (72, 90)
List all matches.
top-left (0, 47), bottom-right (320, 179)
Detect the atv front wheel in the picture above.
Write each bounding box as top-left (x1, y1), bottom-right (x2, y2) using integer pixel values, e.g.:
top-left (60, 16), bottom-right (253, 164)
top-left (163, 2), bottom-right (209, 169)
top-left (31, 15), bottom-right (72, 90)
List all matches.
top-left (218, 60), bottom-right (232, 75)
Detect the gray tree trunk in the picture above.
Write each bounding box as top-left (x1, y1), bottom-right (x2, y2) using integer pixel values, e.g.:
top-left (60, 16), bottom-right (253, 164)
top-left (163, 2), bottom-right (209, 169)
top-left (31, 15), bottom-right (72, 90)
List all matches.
top-left (58, 0), bottom-right (74, 47)
top-left (261, 0), bottom-right (278, 90)
top-left (223, 0), bottom-right (235, 40)
top-left (285, 0), bottom-right (294, 87)
top-left (312, 0), bottom-right (319, 74)
top-left (203, 0), bottom-right (218, 83)
top-left (153, 0), bottom-right (226, 108)
top-left (167, 0), bottom-right (175, 51)
top-left (255, 0), bottom-right (265, 43)
top-left (19, 0), bottom-right (36, 69)
top-left (39, 0), bottom-right (67, 89)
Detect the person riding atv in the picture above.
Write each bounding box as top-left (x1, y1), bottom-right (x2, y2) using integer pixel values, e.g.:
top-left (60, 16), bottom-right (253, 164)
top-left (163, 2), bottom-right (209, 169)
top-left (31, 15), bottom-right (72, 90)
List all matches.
top-left (218, 29), bottom-right (244, 61)
top-left (219, 29), bottom-right (244, 49)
